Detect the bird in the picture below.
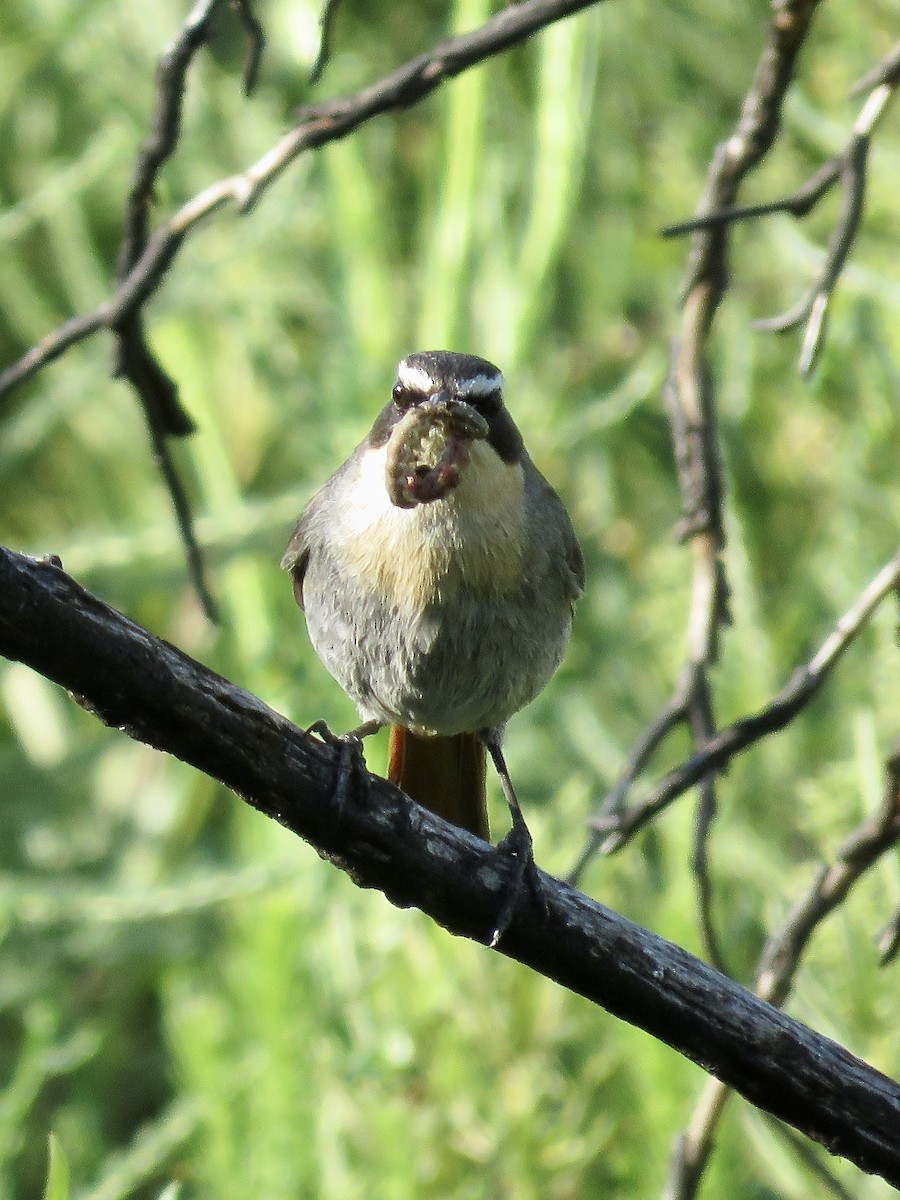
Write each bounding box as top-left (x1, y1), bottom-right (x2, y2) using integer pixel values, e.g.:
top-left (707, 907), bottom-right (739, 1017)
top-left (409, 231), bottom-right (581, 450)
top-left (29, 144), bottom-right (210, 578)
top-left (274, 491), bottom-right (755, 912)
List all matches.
top-left (282, 350), bottom-right (583, 936)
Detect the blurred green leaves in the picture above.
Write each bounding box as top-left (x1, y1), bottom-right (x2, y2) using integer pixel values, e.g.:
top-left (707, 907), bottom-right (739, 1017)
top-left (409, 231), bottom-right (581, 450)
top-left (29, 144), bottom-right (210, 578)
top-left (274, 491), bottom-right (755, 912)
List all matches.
top-left (0, 0), bottom-right (898, 1197)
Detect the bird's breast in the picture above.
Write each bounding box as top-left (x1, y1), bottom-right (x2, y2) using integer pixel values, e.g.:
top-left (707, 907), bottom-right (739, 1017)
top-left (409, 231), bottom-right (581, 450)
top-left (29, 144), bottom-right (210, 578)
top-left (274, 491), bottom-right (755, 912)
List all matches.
top-left (333, 441), bottom-right (527, 611)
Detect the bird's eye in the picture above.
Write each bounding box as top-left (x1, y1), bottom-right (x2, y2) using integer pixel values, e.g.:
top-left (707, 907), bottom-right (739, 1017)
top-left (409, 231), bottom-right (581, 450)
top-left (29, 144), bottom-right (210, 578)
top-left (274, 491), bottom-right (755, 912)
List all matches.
top-left (392, 383), bottom-right (414, 410)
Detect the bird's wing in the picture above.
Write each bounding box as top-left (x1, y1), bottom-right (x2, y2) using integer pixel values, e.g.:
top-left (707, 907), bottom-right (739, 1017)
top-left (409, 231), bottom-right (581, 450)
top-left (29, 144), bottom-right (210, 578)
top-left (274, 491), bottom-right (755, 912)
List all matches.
top-left (524, 460), bottom-right (585, 603)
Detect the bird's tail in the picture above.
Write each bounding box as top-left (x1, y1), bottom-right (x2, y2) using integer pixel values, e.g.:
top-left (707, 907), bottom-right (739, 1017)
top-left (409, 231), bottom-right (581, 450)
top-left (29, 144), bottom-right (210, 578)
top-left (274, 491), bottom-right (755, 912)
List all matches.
top-left (387, 727), bottom-right (489, 840)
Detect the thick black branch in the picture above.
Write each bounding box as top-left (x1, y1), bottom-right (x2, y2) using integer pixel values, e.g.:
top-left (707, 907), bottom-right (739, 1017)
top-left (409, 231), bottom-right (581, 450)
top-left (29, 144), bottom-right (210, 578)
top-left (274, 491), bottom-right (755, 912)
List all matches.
top-left (0, 543), bottom-right (899, 1184)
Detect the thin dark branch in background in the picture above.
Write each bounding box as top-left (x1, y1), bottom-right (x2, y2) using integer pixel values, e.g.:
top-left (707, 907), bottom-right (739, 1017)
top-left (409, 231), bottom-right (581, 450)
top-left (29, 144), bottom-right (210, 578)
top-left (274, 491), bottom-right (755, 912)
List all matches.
top-left (146, 417), bottom-right (221, 623)
top-left (877, 912), bottom-right (900, 966)
top-left (569, 670), bottom-right (692, 886)
top-left (309, 0), bottom-right (346, 85)
top-left (109, 0), bottom-right (264, 619)
top-left (231, 0), bottom-right (265, 95)
top-left (663, 41), bottom-right (900, 378)
top-left (661, 158), bottom-right (842, 240)
top-left (591, 552), bottom-right (900, 855)
top-left (573, 0), bottom-right (824, 908)
top-left (1, 543), bottom-right (900, 1187)
top-left (688, 674), bottom-right (727, 972)
top-left (763, 1119), bottom-right (857, 1200)
top-left (665, 748), bottom-right (900, 1200)
top-left (849, 39), bottom-right (900, 94)
top-left (113, 0), bottom-right (221, 440)
top-left (756, 748), bottom-right (900, 1005)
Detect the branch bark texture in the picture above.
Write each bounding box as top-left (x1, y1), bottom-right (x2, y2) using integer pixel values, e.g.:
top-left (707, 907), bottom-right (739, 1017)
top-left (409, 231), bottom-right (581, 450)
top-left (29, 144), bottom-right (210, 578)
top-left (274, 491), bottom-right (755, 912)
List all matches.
top-left (0, 545), bottom-right (899, 1184)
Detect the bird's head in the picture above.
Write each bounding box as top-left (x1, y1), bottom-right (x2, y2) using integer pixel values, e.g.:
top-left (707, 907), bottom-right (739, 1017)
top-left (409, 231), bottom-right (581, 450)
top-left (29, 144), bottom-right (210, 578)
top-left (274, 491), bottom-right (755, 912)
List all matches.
top-left (370, 351), bottom-right (524, 509)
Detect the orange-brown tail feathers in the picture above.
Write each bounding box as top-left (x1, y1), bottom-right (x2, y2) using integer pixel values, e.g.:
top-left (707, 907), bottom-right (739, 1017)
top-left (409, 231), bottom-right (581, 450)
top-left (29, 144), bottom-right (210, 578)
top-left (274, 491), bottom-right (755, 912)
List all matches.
top-left (387, 727), bottom-right (489, 840)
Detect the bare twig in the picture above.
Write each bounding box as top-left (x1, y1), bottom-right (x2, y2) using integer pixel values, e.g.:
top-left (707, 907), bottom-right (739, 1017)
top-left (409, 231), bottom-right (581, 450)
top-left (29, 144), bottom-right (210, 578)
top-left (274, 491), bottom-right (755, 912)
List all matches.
top-left (309, 0), bottom-right (346, 85)
top-left (112, 0), bottom-right (223, 440)
top-left (848, 39), bottom-right (900, 95)
top-left (591, 551), bottom-right (900, 855)
top-left (663, 41), bottom-right (900, 378)
top-left (0, 0), bottom-right (606, 405)
top-left (145, 415), bottom-right (220, 623)
top-left (756, 747), bottom-right (900, 1004)
top-left (688, 672), bottom-right (727, 972)
top-left (761, 1119), bottom-right (857, 1200)
top-left (574, 0), bottom-right (825, 905)
top-left (231, 0), bottom-right (265, 95)
top-left (661, 156), bottom-right (843, 238)
top-left (665, 746), bottom-right (900, 1200)
top-left (109, 0), bottom-right (267, 619)
top-left (1, 543), bottom-right (900, 1185)
top-left (568, 672), bottom-right (692, 885)
top-left (877, 912), bottom-right (900, 966)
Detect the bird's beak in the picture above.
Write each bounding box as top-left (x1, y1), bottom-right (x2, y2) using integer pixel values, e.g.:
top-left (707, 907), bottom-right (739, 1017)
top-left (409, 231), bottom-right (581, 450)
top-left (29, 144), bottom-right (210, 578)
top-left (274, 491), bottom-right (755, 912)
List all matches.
top-left (385, 393), bottom-right (489, 509)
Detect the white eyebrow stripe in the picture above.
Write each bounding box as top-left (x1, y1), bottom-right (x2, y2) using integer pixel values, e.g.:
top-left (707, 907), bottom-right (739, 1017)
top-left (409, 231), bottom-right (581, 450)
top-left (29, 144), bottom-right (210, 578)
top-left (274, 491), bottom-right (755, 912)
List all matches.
top-left (397, 361), bottom-right (437, 392)
top-left (397, 359), bottom-right (503, 397)
top-left (455, 371), bottom-right (503, 397)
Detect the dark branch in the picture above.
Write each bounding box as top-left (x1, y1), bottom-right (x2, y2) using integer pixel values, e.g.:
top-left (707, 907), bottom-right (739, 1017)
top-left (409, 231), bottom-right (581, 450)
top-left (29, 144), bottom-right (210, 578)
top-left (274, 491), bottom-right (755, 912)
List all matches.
top-left (1, 542), bottom-right (900, 1185)
top-left (143, 408), bottom-right (220, 624)
top-left (309, 0), bottom-right (346, 85)
top-left (687, 672), bottom-right (726, 973)
top-left (109, 0), bottom-right (261, 619)
top-left (660, 156), bottom-right (843, 236)
top-left (231, 0), bottom-right (265, 95)
top-left (568, 671), bottom-right (692, 886)
top-left (112, 0), bottom-right (221, 437)
top-left (878, 912), bottom-right (900, 967)
top-left (762, 1120), bottom-right (857, 1200)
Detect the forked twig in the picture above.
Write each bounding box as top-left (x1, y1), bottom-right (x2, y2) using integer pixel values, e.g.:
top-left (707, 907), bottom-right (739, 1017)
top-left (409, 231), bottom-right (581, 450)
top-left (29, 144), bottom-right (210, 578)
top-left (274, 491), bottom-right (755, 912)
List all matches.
top-left (663, 41), bottom-right (900, 378)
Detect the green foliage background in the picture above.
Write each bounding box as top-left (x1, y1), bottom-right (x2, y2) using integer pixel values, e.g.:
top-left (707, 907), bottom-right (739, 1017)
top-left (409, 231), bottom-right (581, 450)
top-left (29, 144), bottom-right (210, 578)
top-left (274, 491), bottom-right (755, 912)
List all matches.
top-left (1, 0), bottom-right (898, 1196)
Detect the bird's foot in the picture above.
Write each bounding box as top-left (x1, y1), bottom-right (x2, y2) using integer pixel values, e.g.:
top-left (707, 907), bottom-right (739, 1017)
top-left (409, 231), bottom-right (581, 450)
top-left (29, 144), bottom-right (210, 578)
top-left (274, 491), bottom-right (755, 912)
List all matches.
top-left (305, 719), bottom-right (381, 812)
top-left (489, 805), bottom-right (544, 949)
top-left (305, 718), bottom-right (381, 748)
top-left (481, 733), bottom-right (546, 948)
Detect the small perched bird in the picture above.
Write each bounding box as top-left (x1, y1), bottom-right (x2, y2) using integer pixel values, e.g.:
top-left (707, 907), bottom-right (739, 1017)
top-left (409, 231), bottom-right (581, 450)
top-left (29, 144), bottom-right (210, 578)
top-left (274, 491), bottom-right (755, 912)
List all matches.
top-left (282, 351), bottom-right (582, 929)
